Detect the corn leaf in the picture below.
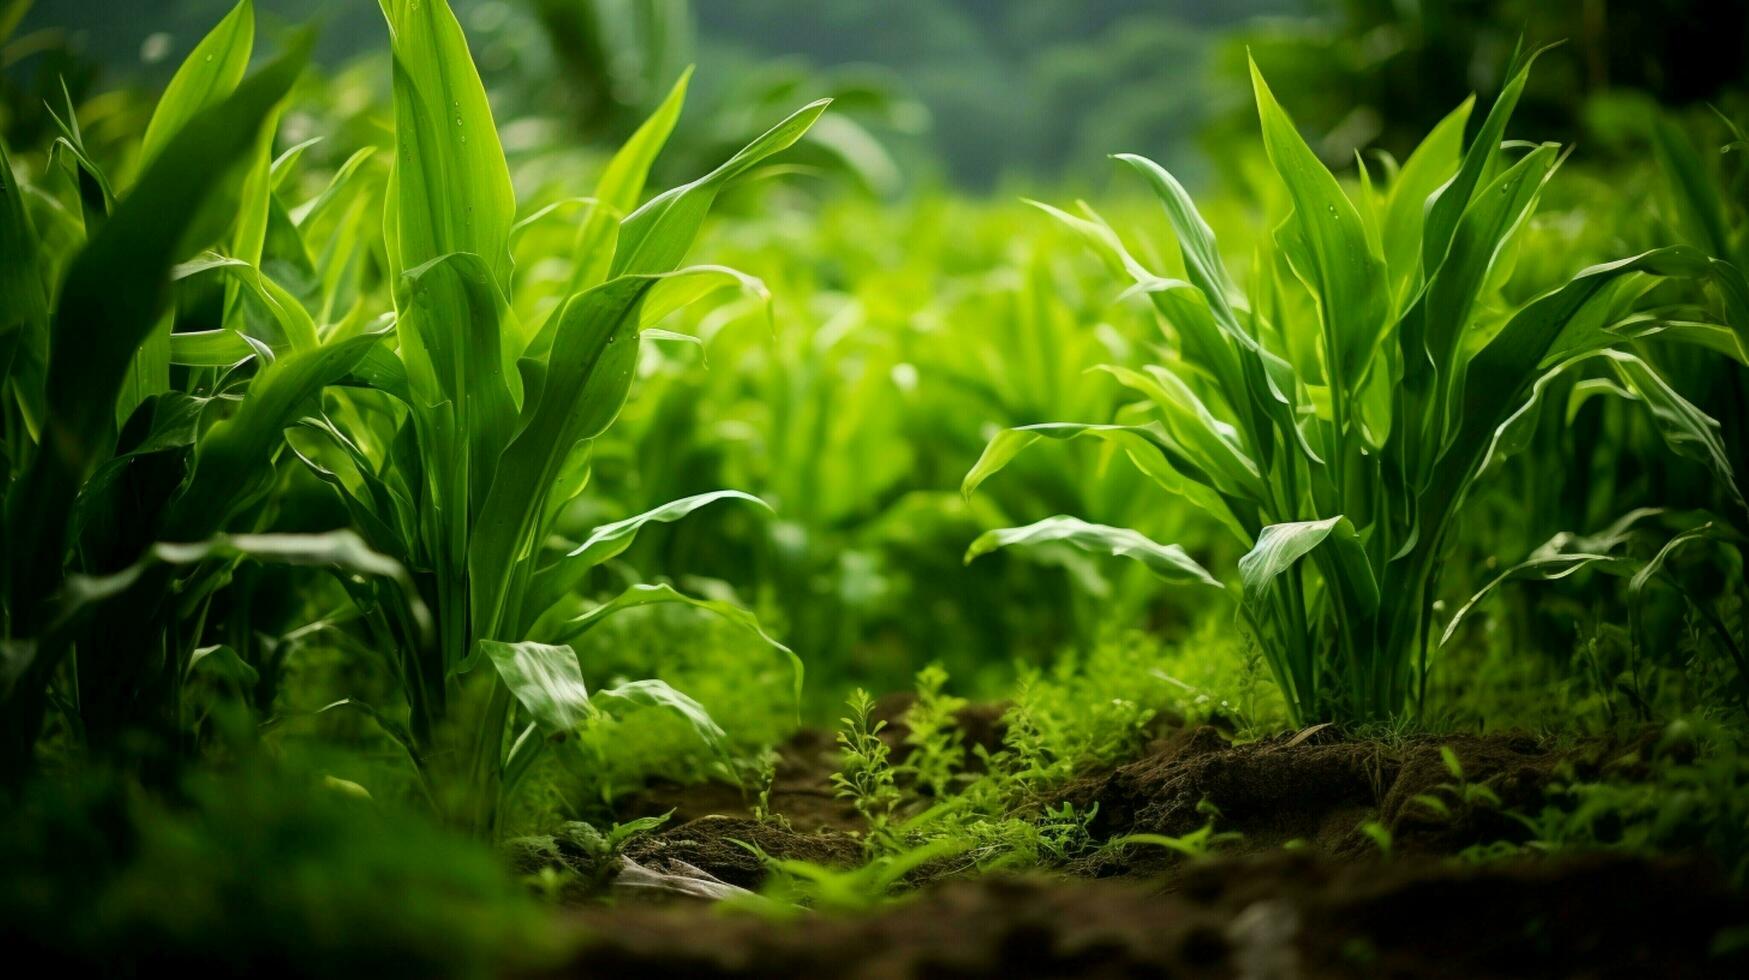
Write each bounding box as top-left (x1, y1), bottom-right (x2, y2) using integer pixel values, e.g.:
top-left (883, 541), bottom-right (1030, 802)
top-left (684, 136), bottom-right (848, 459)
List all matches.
top-left (964, 515), bottom-right (1222, 588)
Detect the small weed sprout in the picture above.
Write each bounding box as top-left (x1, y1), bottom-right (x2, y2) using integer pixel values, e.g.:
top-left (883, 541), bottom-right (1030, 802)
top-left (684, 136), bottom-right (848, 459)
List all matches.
top-left (1411, 745), bottom-right (1506, 821)
top-left (901, 664), bottom-right (967, 799)
top-left (833, 689), bottom-right (901, 849)
top-left (1358, 820), bottom-right (1394, 858)
top-left (1107, 797), bottom-right (1241, 862)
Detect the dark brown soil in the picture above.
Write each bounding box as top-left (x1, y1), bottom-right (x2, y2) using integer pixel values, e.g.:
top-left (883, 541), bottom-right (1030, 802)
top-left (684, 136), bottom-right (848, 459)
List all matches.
top-left (555, 851), bottom-right (1747, 979)
top-left (537, 716), bottom-right (1741, 978)
top-left (1061, 725), bottom-right (1642, 875)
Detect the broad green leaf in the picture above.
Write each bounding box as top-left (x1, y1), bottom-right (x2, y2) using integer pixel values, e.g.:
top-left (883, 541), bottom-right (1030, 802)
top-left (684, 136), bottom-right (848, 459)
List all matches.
top-left (1111, 154), bottom-right (1244, 334)
top-left (1250, 58), bottom-right (1388, 392)
top-left (396, 252), bottom-right (520, 515)
top-left (467, 273), bottom-right (656, 641)
top-left (593, 678), bottom-right (728, 757)
top-left (1045, 188), bottom-right (1312, 468)
top-left (1237, 516), bottom-right (1379, 613)
top-left (1709, 259), bottom-right (1749, 352)
top-left (123, 3), bottom-right (276, 427)
top-left (59, 530), bottom-right (426, 641)
top-left (1382, 96), bottom-right (1472, 303)
top-left (1094, 363), bottom-right (1263, 500)
top-left (639, 264), bottom-right (770, 329)
top-left (611, 98), bottom-right (829, 278)
top-left (1422, 42), bottom-right (1545, 271)
top-left (186, 644), bottom-right (259, 686)
top-left (1424, 143), bottom-right (1559, 382)
top-left (1652, 115), bottom-right (1731, 258)
top-left (139, 0), bottom-right (254, 168)
top-left (173, 251), bottom-right (319, 350)
top-left (1439, 509), bottom-right (1667, 645)
top-left (382, 0), bottom-right (516, 290)
top-left (167, 329), bottom-right (257, 367)
top-left (964, 515), bottom-right (1223, 589)
top-left (0, 136), bottom-right (49, 438)
top-left (478, 640), bottom-right (593, 736)
top-left (566, 66), bottom-right (693, 293)
top-left (527, 490), bottom-right (770, 618)
top-left (963, 421), bottom-right (1253, 544)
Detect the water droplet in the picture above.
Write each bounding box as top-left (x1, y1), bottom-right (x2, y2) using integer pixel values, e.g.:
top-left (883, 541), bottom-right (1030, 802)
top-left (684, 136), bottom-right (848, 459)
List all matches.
top-left (459, 135), bottom-right (467, 143)
top-left (1325, 203), bottom-right (1338, 217)
top-left (204, 54), bottom-right (214, 63)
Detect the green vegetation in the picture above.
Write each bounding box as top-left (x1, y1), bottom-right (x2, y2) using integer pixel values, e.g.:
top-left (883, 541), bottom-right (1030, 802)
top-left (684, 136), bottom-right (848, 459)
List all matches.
top-left (2, 0), bottom-right (1747, 974)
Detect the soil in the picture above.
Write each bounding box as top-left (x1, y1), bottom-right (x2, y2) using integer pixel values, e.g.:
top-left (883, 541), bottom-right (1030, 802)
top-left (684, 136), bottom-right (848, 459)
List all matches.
top-left (535, 712), bottom-right (1745, 978)
top-left (554, 852), bottom-right (1746, 979)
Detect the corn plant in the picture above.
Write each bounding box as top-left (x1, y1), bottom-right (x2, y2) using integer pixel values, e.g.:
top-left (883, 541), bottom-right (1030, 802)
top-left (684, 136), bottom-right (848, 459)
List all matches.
top-left (0, 6), bottom-right (428, 780)
top-left (264, 0), bottom-right (821, 835)
top-left (965, 47), bottom-right (1734, 724)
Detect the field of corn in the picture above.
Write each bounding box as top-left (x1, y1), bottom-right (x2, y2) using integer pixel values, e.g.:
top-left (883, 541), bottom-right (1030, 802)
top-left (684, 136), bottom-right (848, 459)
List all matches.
top-left (4, 1), bottom-right (1749, 976)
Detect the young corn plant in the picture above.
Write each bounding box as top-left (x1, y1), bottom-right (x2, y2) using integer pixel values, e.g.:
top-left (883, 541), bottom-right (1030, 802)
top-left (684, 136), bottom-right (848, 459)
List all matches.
top-left (965, 47), bottom-right (1733, 724)
top-left (284, 0), bottom-right (820, 835)
top-left (1, 10), bottom-right (401, 780)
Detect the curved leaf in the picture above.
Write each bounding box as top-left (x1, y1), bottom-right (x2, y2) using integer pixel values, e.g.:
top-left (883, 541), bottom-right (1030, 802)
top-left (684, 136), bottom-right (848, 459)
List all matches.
top-left (1238, 516), bottom-right (1379, 613)
top-left (527, 490), bottom-right (771, 619)
top-left (964, 515), bottom-right (1222, 589)
top-left (555, 582), bottom-right (801, 711)
top-left (478, 640), bottom-right (593, 736)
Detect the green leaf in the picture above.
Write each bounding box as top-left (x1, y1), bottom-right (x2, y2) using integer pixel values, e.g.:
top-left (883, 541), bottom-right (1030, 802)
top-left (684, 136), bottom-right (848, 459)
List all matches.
top-left (173, 251), bottom-right (319, 351)
top-left (1438, 508), bottom-right (1663, 645)
top-left (1421, 42), bottom-right (1545, 272)
top-left (381, 0), bottom-right (516, 291)
top-left (59, 530), bottom-right (425, 635)
top-left (1424, 143), bottom-right (1560, 410)
top-left (592, 678), bottom-right (729, 759)
top-left (1237, 516), bottom-right (1379, 614)
top-left (611, 98), bottom-right (829, 278)
top-left (1436, 247), bottom-right (1708, 503)
top-left (1250, 57), bottom-right (1388, 392)
top-left (964, 515), bottom-right (1223, 588)
top-left (4, 36), bottom-right (308, 632)
top-left (1382, 96), bottom-right (1472, 302)
top-left (467, 273), bottom-right (656, 641)
top-left (566, 67), bottom-right (693, 293)
top-left (1606, 350), bottom-right (1746, 516)
top-left (139, 0), bottom-right (254, 168)
top-left (556, 582), bottom-right (801, 711)
top-left (1093, 363), bottom-right (1263, 500)
top-left (164, 329), bottom-right (385, 540)
top-left (0, 136), bottom-right (49, 438)
top-left (1652, 115), bottom-right (1731, 258)
top-left (962, 421), bottom-right (1252, 544)
top-left (478, 640), bottom-right (593, 737)
top-left (526, 490), bottom-right (771, 618)
top-left (396, 251), bottom-right (521, 515)
top-left (186, 644), bottom-right (259, 686)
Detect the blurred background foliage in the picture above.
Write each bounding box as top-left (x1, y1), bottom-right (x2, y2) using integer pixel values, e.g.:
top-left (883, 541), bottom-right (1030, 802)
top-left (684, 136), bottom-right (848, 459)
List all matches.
top-left (10, 0), bottom-right (1745, 192)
